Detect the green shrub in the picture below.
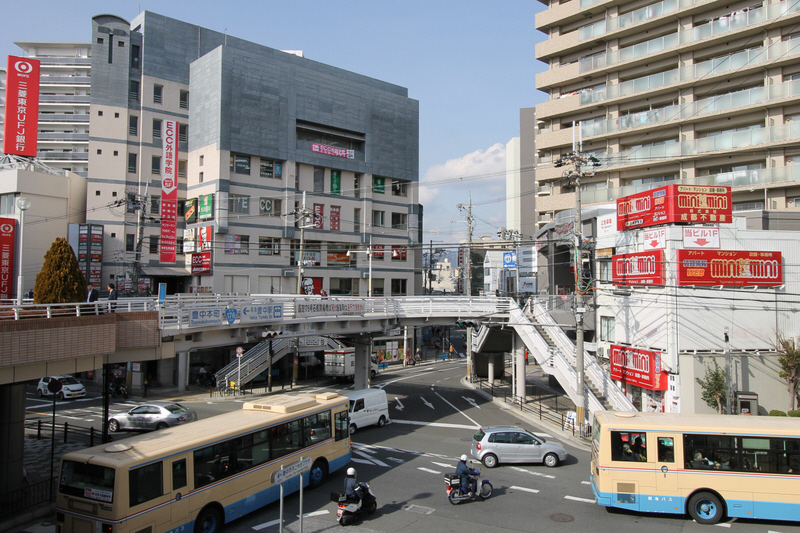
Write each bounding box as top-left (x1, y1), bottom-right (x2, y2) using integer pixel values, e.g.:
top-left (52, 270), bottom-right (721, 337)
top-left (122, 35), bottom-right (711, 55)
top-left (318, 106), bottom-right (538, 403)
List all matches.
top-left (769, 409), bottom-right (788, 417)
top-left (788, 409), bottom-right (800, 417)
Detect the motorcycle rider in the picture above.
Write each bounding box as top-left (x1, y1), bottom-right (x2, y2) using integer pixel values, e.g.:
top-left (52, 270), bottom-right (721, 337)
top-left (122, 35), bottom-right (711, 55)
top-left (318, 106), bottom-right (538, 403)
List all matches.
top-left (343, 467), bottom-right (361, 503)
top-left (456, 454), bottom-right (479, 496)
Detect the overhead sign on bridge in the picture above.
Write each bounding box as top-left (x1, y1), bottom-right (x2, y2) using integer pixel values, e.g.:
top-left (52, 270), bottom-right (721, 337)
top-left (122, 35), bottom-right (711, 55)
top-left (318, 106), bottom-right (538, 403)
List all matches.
top-left (241, 304), bottom-right (283, 323)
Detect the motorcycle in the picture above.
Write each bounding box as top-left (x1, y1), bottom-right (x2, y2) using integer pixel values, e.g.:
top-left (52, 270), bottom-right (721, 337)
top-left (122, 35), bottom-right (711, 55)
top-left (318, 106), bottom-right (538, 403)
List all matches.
top-left (332, 481), bottom-right (377, 526)
top-left (109, 382), bottom-right (128, 399)
top-left (444, 467), bottom-right (493, 504)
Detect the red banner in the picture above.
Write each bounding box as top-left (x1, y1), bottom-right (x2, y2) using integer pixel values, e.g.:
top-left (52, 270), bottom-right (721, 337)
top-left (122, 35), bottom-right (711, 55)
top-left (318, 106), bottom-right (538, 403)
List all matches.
top-left (612, 250), bottom-right (665, 286)
top-left (3, 56), bottom-right (40, 157)
top-left (676, 249), bottom-right (783, 286)
top-left (160, 120), bottom-right (178, 263)
top-left (391, 245), bottom-right (407, 260)
top-left (330, 206), bottom-right (340, 231)
top-left (191, 252), bottom-right (212, 275)
top-left (198, 226), bottom-right (213, 251)
top-left (610, 344), bottom-right (668, 391)
top-left (313, 204), bottom-right (324, 229)
top-left (0, 218), bottom-right (16, 299)
top-left (372, 245), bottom-right (384, 259)
top-left (617, 184), bottom-right (731, 231)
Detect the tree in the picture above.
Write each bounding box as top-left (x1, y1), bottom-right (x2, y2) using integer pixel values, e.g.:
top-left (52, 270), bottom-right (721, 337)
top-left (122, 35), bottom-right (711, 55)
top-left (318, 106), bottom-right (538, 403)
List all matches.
top-left (696, 359), bottom-right (726, 414)
top-left (34, 237), bottom-right (86, 304)
top-left (776, 335), bottom-right (800, 411)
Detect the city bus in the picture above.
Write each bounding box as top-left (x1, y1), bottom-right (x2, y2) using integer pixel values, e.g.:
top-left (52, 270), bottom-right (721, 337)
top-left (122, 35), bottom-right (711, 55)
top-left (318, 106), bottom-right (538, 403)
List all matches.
top-left (591, 410), bottom-right (800, 525)
top-left (56, 392), bottom-right (351, 533)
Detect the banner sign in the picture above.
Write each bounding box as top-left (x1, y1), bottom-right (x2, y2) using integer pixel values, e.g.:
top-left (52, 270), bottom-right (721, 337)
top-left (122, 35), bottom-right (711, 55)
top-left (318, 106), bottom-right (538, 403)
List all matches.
top-left (642, 228), bottom-right (666, 251)
top-left (296, 301), bottom-right (366, 318)
top-left (331, 170), bottom-right (341, 195)
top-left (310, 142), bottom-right (354, 159)
top-left (77, 224), bottom-right (103, 286)
top-left (240, 303), bottom-right (283, 323)
top-left (327, 251), bottom-right (349, 266)
top-left (160, 120), bottom-right (178, 263)
top-left (313, 204), bottom-right (324, 229)
top-left (198, 226), bottom-right (213, 251)
top-left (676, 249), bottom-right (782, 286)
top-left (199, 194), bottom-right (214, 219)
top-left (597, 214), bottom-right (617, 237)
top-left (184, 198), bottom-right (197, 223)
top-left (612, 250), bottom-right (665, 286)
top-left (617, 185), bottom-right (731, 231)
top-left (183, 228), bottom-right (195, 254)
top-left (610, 344), bottom-right (668, 391)
top-left (3, 56), bottom-right (40, 157)
top-left (373, 177), bottom-right (385, 194)
top-left (503, 251), bottom-right (517, 268)
top-left (372, 245), bottom-right (384, 259)
top-left (391, 246), bottom-right (407, 260)
top-left (189, 308), bottom-right (225, 328)
top-left (191, 252), bottom-right (212, 275)
top-left (0, 218), bottom-right (16, 299)
top-left (682, 227), bottom-right (720, 249)
top-left (330, 205), bottom-right (340, 231)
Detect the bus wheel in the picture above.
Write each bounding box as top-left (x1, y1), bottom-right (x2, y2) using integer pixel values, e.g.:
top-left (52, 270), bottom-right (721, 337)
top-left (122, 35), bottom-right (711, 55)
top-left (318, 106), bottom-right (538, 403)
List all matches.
top-left (194, 506), bottom-right (223, 533)
top-left (308, 459), bottom-right (327, 489)
top-left (688, 492), bottom-right (724, 525)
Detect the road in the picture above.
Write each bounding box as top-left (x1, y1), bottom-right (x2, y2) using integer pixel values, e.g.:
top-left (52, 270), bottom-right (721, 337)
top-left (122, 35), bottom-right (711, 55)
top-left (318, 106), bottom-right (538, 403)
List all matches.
top-left (24, 363), bottom-right (800, 533)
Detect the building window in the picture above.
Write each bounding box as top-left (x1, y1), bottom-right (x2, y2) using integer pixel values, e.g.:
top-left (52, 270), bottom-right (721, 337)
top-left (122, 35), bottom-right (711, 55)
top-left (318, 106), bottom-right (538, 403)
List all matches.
top-left (97, 110), bottom-right (103, 116)
top-left (354, 175), bottom-right (360, 199)
top-left (153, 84), bottom-right (163, 104)
top-left (199, 172), bottom-right (204, 183)
top-left (97, 149), bottom-right (102, 155)
top-left (114, 151), bottom-right (118, 156)
top-left (0, 194), bottom-right (16, 215)
top-left (153, 119), bottom-right (162, 139)
top-left (179, 90), bottom-right (189, 109)
top-left (259, 237), bottom-right (280, 255)
top-left (149, 236), bottom-right (159, 254)
top-left (371, 278), bottom-right (384, 296)
top-left (600, 316), bottom-right (615, 342)
top-left (392, 180), bottom-right (407, 197)
top-left (129, 80), bottom-right (139, 101)
top-left (126, 234), bottom-right (135, 252)
top-left (259, 198), bottom-right (282, 216)
top-left (179, 123), bottom-right (188, 143)
top-left (354, 208), bottom-right (361, 233)
top-left (260, 159), bottom-right (274, 178)
top-left (313, 167), bottom-right (324, 192)
top-left (199, 155), bottom-right (204, 166)
top-left (178, 160), bottom-right (187, 178)
top-left (391, 212), bottom-right (407, 230)
top-left (97, 37), bottom-right (104, 44)
top-left (228, 195), bottom-right (250, 215)
top-left (329, 278), bottom-right (354, 296)
top-left (733, 201), bottom-right (764, 211)
top-left (118, 41), bottom-right (125, 48)
top-left (295, 163), bottom-right (300, 190)
top-left (391, 246), bottom-right (407, 262)
top-left (127, 153), bottom-right (137, 173)
top-left (152, 156), bottom-right (161, 175)
top-left (129, 116), bottom-right (138, 136)
top-left (391, 279), bottom-right (407, 296)
top-left (230, 154), bottom-right (250, 175)
top-left (372, 210), bottom-right (385, 227)
top-left (224, 235), bottom-right (249, 254)
top-left (131, 44), bottom-right (140, 69)
top-left (150, 196), bottom-right (160, 214)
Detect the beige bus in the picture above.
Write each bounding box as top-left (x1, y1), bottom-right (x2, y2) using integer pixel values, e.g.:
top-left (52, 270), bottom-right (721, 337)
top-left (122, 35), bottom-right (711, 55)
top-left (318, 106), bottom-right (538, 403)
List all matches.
top-left (56, 392), bottom-right (350, 533)
top-left (591, 411), bottom-right (800, 525)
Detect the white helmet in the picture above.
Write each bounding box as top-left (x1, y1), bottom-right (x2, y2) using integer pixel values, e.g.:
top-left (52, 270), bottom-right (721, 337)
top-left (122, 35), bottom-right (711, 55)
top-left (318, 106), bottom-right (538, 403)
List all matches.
top-left (460, 454), bottom-right (468, 462)
top-left (347, 467), bottom-right (356, 476)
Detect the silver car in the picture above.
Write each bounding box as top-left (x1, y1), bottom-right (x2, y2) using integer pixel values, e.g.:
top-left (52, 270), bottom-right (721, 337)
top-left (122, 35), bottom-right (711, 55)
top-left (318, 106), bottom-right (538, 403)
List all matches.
top-left (470, 425), bottom-right (568, 468)
top-left (108, 401), bottom-right (198, 432)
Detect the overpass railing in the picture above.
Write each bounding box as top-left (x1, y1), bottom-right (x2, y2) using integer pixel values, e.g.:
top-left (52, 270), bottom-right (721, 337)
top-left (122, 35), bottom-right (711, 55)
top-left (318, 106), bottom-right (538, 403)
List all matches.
top-left (0, 298), bottom-right (158, 319)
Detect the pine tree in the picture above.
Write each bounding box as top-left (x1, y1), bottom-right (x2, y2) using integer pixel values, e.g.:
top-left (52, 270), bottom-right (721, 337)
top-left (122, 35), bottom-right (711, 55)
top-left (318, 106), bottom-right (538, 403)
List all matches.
top-left (696, 359), bottom-right (726, 414)
top-left (33, 237), bottom-right (86, 304)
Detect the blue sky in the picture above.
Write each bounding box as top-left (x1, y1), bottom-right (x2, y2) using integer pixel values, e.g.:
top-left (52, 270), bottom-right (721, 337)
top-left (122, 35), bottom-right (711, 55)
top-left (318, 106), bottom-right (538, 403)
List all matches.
top-left (2, 0), bottom-right (548, 247)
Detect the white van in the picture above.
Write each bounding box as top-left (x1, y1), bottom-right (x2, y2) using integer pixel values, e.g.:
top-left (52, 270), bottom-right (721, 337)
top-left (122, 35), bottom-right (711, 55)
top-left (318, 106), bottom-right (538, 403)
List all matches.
top-left (343, 389), bottom-right (389, 434)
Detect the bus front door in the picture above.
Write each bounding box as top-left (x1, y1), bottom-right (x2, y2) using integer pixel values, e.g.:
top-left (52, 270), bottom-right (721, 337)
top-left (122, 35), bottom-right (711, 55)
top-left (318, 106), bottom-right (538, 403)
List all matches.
top-left (655, 436), bottom-right (678, 494)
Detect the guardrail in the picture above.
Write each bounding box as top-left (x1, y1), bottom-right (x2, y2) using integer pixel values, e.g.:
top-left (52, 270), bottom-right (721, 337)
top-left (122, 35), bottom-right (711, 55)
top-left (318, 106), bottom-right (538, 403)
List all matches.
top-left (0, 298), bottom-right (159, 319)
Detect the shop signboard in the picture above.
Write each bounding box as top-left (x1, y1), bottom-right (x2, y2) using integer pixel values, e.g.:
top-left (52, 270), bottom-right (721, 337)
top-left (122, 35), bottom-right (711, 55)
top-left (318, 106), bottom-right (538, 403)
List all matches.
top-left (682, 227), bottom-right (720, 249)
top-left (3, 56), bottom-right (40, 156)
top-left (616, 185), bottom-right (731, 231)
top-left (610, 344), bottom-right (668, 391)
top-left (191, 252), bottom-right (212, 275)
top-left (160, 120), bottom-right (178, 263)
top-left (184, 198), bottom-right (197, 223)
top-left (676, 249), bottom-right (782, 287)
top-left (0, 218), bottom-right (16, 299)
top-left (313, 204), bottom-right (324, 230)
top-left (612, 250), bottom-right (665, 286)
top-left (199, 194), bottom-right (214, 220)
top-left (331, 170), bottom-right (341, 195)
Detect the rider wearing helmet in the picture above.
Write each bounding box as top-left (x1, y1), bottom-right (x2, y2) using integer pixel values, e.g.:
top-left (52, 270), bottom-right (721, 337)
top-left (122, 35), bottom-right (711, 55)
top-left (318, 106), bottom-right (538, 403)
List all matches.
top-left (344, 467), bottom-right (361, 502)
top-left (455, 454), bottom-right (479, 496)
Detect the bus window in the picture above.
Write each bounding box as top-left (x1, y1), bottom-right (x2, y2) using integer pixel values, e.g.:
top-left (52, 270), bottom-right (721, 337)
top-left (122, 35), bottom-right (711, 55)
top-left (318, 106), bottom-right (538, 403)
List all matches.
top-left (335, 410), bottom-right (348, 441)
top-left (172, 459), bottom-right (187, 490)
top-left (657, 437), bottom-right (674, 462)
top-left (610, 432), bottom-right (646, 461)
top-left (129, 462), bottom-right (163, 507)
top-left (684, 434), bottom-right (736, 470)
top-left (60, 461), bottom-right (115, 503)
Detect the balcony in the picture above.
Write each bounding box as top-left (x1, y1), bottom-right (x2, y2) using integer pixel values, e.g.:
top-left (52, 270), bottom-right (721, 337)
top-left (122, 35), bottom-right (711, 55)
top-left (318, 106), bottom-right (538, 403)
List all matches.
top-left (39, 114), bottom-right (90, 123)
top-left (39, 95), bottom-right (91, 104)
top-left (37, 152), bottom-right (89, 162)
top-left (40, 76), bottom-right (91, 85)
top-left (38, 133), bottom-right (89, 142)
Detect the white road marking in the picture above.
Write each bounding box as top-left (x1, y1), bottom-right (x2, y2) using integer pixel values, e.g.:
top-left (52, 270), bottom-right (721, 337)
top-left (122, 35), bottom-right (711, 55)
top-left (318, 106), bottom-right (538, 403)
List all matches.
top-left (351, 444), bottom-right (378, 454)
top-left (252, 519), bottom-right (282, 530)
top-left (418, 467), bottom-right (441, 474)
top-left (395, 398), bottom-right (405, 411)
top-left (581, 481), bottom-right (591, 485)
top-left (461, 396), bottom-right (481, 409)
top-left (298, 510), bottom-right (329, 518)
top-left (713, 523), bottom-right (731, 528)
top-left (390, 419), bottom-right (479, 430)
top-left (564, 495), bottom-right (595, 504)
top-left (421, 396), bottom-right (435, 409)
top-left (434, 392), bottom-right (482, 427)
top-left (387, 457), bottom-right (405, 463)
top-left (350, 458), bottom-right (374, 465)
top-left (353, 451), bottom-right (389, 467)
top-left (510, 486), bottom-right (540, 494)
top-left (431, 461), bottom-right (455, 469)
top-left (510, 467), bottom-right (555, 479)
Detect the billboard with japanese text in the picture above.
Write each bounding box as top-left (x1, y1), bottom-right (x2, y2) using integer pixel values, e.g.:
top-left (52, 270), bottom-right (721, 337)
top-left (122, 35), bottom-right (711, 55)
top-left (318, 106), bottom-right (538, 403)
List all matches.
top-left (612, 250), bottom-right (665, 286)
top-left (610, 344), bottom-right (668, 391)
top-left (160, 120), bottom-right (178, 262)
top-left (0, 218), bottom-right (16, 299)
top-left (3, 56), bottom-right (40, 157)
top-left (676, 249), bottom-right (783, 287)
top-left (617, 185), bottom-right (731, 231)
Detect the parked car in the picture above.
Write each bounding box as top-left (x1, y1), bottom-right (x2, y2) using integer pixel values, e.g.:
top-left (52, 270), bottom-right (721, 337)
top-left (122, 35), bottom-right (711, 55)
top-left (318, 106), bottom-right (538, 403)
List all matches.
top-left (108, 401), bottom-right (198, 432)
top-left (470, 425), bottom-right (568, 468)
top-left (36, 376), bottom-right (86, 400)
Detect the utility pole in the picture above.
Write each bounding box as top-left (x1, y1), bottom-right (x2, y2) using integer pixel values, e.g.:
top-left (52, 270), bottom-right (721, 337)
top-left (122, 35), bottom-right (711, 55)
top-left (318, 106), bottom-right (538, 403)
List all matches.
top-left (456, 193), bottom-right (475, 296)
top-left (128, 187), bottom-right (148, 295)
top-left (553, 121), bottom-right (601, 436)
top-left (293, 192), bottom-right (314, 294)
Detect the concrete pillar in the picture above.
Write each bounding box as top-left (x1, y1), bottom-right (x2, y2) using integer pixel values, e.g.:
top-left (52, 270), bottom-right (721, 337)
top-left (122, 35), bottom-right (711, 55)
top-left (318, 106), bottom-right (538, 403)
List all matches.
top-left (515, 333), bottom-right (527, 402)
top-left (488, 354), bottom-right (496, 386)
top-left (177, 351), bottom-right (189, 392)
top-left (0, 383), bottom-right (26, 494)
top-left (354, 335), bottom-right (371, 390)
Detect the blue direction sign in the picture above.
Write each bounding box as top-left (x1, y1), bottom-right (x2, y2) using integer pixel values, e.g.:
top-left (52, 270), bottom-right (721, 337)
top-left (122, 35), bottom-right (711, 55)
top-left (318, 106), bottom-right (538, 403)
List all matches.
top-left (503, 252), bottom-right (517, 268)
top-left (271, 456), bottom-right (312, 484)
top-left (240, 304), bottom-right (283, 323)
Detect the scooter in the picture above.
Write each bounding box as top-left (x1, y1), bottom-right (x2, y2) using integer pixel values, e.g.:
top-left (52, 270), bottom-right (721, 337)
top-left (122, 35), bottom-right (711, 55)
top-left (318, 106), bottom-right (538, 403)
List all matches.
top-left (332, 481), bottom-right (377, 526)
top-left (444, 467), bottom-right (493, 504)
top-left (110, 382), bottom-right (129, 399)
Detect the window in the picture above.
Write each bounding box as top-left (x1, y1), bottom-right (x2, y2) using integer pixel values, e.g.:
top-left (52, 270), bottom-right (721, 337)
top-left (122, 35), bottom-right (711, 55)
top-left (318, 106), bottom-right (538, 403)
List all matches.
top-left (151, 156), bottom-right (161, 175)
top-left (129, 462), bottom-right (163, 507)
top-left (391, 246), bottom-right (407, 262)
top-left (371, 278), bottom-right (384, 296)
top-left (230, 154), bottom-right (251, 175)
top-left (129, 80), bottom-right (139, 101)
top-left (392, 180), bottom-right (407, 197)
top-left (178, 160), bottom-right (187, 178)
top-left (259, 237), bottom-right (280, 256)
top-left (126, 234), bottom-right (135, 252)
top-left (600, 316), bottom-right (615, 342)
top-left (372, 210), bottom-right (385, 227)
top-left (129, 116), bottom-right (138, 135)
top-left (172, 459), bottom-right (187, 490)
top-left (131, 44), bottom-right (140, 69)
top-left (335, 410), bottom-right (348, 441)
top-left (658, 437), bottom-right (675, 463)
top-left (199, 171), bottom-right (204, 183)
top-left (260, 159), bottom-right (274, 178)
top-left (97, 149), bottom-right (102, 155)
top-left (153, 119), bottom-right (162, 139)
top-left (150, 196), bottom-right (160, 214)
top-left (0, 194), bottom-right (16, 215)
top-left (228, 195), bottom-right (250, 215)
top-left (259, 198), bottom-right (282, 216)
top-left (98, 110), bottom-right (103, 116)
top-left (391, 279), bottom-right (407, 296)
top-left (295, 163), bottom-right (300, 191)
top-left (611, 431), bottom-right (648, 462)
top-left (313, 167), bottom-right (324, 192)
top-left (114, 151), bottom-right (118, 156)
top-left (179, 90), bottom-right (189, 109)
top-left (391, 212), bottom-right (407, 230)
top-left (329, 278), bottom-right (354, 296)
top-left (354, 175), bottom-right (360, 198)
top-left (118, 41), bottom-right (125, 48)
top-left (179, 123), bottom-right (188, 143)
top-left (149, 236), bottom-right (159, 254)
top-left (153, 84), bottom-right (163, 104)
top-left (354, 208), bottom-right (361, 232)
top-left (199, 155), bottom-right (204, 166)
top-left (224, 235), bottom-right (250, 254)
top-left (127, 153), bottom-right (136, 173)
top-left (97, 37), bottom-right (104, 44)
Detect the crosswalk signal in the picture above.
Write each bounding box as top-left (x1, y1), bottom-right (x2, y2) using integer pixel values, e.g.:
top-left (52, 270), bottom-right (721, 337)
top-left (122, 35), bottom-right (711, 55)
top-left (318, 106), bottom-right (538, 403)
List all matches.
top-left (262, 330), bottom-right (282, 339)
top-left (455, 320), bottom-right (480, 328)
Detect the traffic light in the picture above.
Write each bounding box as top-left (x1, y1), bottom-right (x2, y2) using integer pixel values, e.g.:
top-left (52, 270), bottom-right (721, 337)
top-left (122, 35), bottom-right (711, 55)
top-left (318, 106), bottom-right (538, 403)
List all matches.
top-left (455, 320), bottom-right (480, 328)
top-left (262, 330), bottom-right (282, 339)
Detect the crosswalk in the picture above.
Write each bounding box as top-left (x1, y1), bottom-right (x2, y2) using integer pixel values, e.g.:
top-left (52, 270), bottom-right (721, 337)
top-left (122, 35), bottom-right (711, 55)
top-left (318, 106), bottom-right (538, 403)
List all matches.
top-left (26, 398), bottom-right (140, 424)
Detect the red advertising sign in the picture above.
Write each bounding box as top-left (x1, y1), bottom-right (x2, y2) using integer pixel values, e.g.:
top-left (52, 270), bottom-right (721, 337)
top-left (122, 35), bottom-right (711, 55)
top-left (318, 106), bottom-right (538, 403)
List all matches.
top-left (610, 344), bottom-right (668, 391)
top-left (0, 218), bottom-right (16, 299)
top-left (160, 120), bottom-right (178, 263)
top-left (372, 245), bottom-right (384, 259)
top-left (612, 250), bottom-right (665, 286)
top-left (191, 252), bottom-right (212, 275)
top-left (198, 226), bottom-right (213, 251)
top-left (310, 142), bottom-right (354, 159)
top-left (313, 204), bottom-right (324, 230)
top-left (676, 249), bottom-right (783, 286)
top-left (391, 245), bottom-right (407, 260)
top-left (330, 205), bottom-right (340, 231)
top-left (3, 56), bottom-right (40, 157)
top-left (617, 185), bottom-right (731, 231)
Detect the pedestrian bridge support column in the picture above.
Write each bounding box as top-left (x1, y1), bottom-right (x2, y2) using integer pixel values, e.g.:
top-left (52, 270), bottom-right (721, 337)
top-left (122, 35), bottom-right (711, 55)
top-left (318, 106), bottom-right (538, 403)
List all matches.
top-left (354, 335), bottom-right (372, 390)
top-left (513, 332), bottom-right (526, 403)
top-left (0, 383), bottom-right (25, 495)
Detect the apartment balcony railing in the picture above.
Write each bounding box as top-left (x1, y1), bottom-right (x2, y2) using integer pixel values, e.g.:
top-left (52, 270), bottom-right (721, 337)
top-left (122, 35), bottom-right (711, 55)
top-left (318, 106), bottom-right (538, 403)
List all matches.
top-left (581, 79), bottom-right (800, 137)
top-left (39, 95), bottom-right (91, 104)
top-left (36, 152), bottom-right (89, 161)
top-left (37, 58), bottom-right (90, 66)
top-left (40, 76), bottom-right (91, 85)
top-left (38, 133), bottom-right (89, 142)
top-left (580, 40), bottom-right (800, 106)
top-left (39, 114), bottom-right (90, 123)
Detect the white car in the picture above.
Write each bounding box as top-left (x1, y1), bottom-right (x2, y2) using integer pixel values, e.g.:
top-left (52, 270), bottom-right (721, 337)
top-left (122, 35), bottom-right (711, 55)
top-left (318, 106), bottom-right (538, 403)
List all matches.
top-left (36, 375), bottom-right (87, 400)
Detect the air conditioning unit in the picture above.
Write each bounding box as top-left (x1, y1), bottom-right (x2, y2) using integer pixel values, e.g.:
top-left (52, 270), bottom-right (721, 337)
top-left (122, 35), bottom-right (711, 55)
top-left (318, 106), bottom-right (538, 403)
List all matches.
top-left (362, 271), bottom-right (369, 278)
top-left (597, 346), bottom-right (605, 358)
top-left (282, 269), bottom-right (296, 277)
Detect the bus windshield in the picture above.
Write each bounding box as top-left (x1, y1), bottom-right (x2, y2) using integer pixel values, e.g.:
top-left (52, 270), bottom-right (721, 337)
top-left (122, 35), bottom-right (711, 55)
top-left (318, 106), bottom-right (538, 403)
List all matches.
top-left (60, 460), bottom-right (115, 503)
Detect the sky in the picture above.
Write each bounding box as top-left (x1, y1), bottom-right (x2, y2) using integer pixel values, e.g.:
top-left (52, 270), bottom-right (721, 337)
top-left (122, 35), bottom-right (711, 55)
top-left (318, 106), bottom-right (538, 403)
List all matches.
top-left (1, 0), bottom-right (548, 252)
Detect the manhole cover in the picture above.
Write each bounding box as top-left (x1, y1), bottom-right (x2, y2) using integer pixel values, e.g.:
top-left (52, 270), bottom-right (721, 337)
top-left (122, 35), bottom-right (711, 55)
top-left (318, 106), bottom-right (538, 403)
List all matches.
top-left (550, 513), bottom-right (574, 523)
top-left (404, 504), bottom-right (435, 515)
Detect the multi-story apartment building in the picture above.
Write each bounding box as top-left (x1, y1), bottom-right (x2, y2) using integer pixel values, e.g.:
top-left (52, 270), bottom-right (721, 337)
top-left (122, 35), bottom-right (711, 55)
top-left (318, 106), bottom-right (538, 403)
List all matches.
top-left (86, 12), bottom-right (420, 296)
top-left (533, 0), bottom-right (800, 223)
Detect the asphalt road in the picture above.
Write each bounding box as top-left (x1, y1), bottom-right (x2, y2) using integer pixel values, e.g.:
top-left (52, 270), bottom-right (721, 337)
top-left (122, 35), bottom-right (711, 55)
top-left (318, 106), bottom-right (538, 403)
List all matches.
top-left (23, 363), bottom-right (800, 533)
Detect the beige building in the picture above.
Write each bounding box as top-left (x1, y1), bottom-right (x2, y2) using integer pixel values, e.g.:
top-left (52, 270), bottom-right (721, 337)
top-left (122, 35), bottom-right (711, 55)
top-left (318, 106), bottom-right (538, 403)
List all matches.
top-left (534, 0), bottom-right (800, 222)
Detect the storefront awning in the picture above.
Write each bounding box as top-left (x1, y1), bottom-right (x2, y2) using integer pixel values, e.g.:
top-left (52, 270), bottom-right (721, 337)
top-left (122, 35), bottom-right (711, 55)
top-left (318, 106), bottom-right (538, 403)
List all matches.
top-left (140, 266), bottom-right (192, 277)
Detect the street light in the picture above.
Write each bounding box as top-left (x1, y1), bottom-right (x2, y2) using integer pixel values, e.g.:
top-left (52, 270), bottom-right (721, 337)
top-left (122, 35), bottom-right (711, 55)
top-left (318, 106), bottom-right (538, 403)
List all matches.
top-left (16, 196), bottom-right (30, 305)
top-left (346, 244), bottom-right (373, 297)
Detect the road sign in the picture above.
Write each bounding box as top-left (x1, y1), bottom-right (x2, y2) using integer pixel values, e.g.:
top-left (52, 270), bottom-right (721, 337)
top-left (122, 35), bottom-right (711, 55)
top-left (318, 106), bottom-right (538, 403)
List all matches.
top-left (236, 346), bottom-right (243, 357)
top-left (271, 457), bottom-right (312, 484)
top-left (47, 379), bottom-right (62, 394)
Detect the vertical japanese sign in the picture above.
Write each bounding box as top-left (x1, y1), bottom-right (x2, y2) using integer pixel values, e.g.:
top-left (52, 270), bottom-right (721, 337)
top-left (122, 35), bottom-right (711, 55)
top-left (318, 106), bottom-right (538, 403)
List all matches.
top-left (0, 218), bottom-right (16, 299)
top-left (160, 120), bottom-right (178, 263)
top-left (77, 224), bottom-right (103, 286)
top-left (199, 194), bottom-right (214, 219)
top-left (331, 170), bottom-right (341, 195)
top-left (313, 204), bottom-right (324, 230)
top-left (330, 206), bottom-right (340, 231)
top-left (3, 56), bottom-right (40, 157)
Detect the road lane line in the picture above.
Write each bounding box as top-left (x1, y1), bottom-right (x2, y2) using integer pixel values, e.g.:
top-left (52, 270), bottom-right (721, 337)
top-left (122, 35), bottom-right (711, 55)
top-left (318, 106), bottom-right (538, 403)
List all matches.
top-left (298, 510), bottom-right (329, 518)
top-left (350, 458), bottom-right (374, 465)
top-left (581, 481), bottom-right (591, 485)
top-left (390, 419), bottom-right (478, 430)
top-left (564, 495), bottom-right (595, 504)
top-left (510, 486), bottom-right (540, 494)
top-left (252, 519), bottom-right (282, 530)
top-left (510, 466), bottom-right (555, 479)
top-left (417, 467), bottom-right (441, 474)
top-left (353, 450), bottom-right (389, 467)
top-left (431, 461), bottom-right (455, 469)
top-left (433, 392), bottom-right (481, 427)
